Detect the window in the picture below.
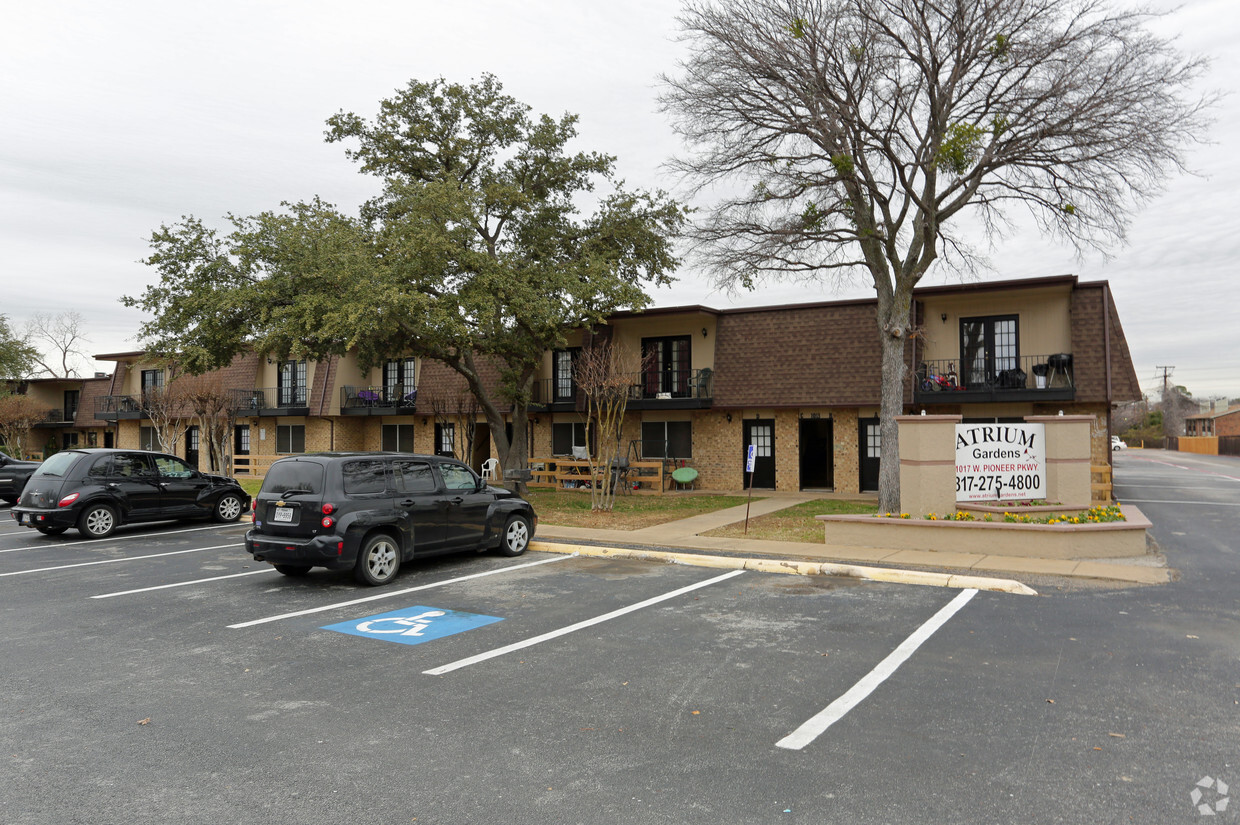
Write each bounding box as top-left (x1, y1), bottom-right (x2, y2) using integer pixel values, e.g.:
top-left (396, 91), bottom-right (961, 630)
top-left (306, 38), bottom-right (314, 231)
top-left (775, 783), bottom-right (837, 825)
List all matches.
top-left (382, 424), bottom-right (417, 452)
top-left (63, 390), bottom-right (79, 421)
top-left (438, 462), bottom-right (477, 491)
top-left (960, 315), bottom-right (1018, 387)
top-left (640, 421), bottom-right (692, 459)
top-left (114, 453), bottom-right (155, 478)
top-left (263, 461), bottom-right (324, 495)
top-left (277, 425), bottom-right (305, 453)
top-left (61, 432), bottom-right (80, 450)
top-left (277, 360), bottom-right (307, 406)
top-left (865, 422), bottom-right (881, 459)
top-left (139, 426), bottom-right (157, 452)
top-left (343, 460), bottom-right (389, 495)
top-left (154, 455), bottom-right (195, 478)
top-left (552, 422), bottom-right (587, 456)
top-left (140, 369), bottom-right (164, 393)
top-left (383, 358), bottom-right (417, 402)
top-left (86, 431), bottom-right (98, 447)
top-left (553, 349), bottom-right (579, 401)
top-left (393, 460), bottom-right (436, 493)
top-left (234, 425), bottom-right (250, 455)
top-left (435, 423), bottom-right (455, 457)
top-left (642, 336), bottom-right (692, 397)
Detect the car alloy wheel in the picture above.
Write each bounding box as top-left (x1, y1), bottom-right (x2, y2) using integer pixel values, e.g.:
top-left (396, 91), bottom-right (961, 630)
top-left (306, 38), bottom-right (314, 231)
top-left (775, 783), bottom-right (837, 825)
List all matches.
top-left (354, 534), bottom-right (400, 586)
top-left (214, 494), bottom-right (244, 522)
top-left (498, 514), bottom-right (530, 557)
top-left (79, 504), bottom-right (117, 539)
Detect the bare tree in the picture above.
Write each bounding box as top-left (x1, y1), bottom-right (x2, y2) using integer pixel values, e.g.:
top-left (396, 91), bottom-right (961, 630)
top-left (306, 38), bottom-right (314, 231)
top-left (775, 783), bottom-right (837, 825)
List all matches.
top-left (0, 394), bottom-right (50, 458)
top-left (575, 342), bottom-right (650, 511)
top-left (663, 0), bottom-right (1211, 512)
top-left (179, 372), bottom-right (237, 472)
top-left (141, 373), bottom-right (189, 454)
top-left (25, 311), bottom-right (91, 378)
top-left (427, 390), bottom-right (481, 465)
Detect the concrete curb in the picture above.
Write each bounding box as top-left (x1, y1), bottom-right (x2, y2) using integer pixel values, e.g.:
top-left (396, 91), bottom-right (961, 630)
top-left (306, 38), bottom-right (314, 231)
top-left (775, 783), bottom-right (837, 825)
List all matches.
top-left (529, 541), bottom-right (1039, 596)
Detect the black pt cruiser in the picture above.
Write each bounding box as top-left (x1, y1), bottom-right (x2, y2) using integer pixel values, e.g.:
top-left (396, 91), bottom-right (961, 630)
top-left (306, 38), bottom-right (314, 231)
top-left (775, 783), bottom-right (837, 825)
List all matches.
top-left (10, 448), bottom-right (250, 538)
top-left (245, 452), bottom-right (537, 586)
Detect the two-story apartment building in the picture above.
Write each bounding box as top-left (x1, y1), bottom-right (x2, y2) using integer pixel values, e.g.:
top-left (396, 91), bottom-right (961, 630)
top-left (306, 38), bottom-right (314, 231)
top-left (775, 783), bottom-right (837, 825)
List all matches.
top-left (82, 274), bottom-right (1139, 496)
top-left (3, 374), bottom-right (113, 457)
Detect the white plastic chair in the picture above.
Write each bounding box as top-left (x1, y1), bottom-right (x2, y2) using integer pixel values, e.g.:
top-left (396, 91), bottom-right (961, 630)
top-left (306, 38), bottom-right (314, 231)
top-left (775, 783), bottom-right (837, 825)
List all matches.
top-left (480, 458), bottom-right (499, 482)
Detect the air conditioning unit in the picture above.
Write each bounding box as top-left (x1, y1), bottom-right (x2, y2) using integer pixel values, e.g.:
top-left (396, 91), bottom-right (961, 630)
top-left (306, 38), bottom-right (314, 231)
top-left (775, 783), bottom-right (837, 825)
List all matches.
top-left (656, 392), bottom-right (672, 399)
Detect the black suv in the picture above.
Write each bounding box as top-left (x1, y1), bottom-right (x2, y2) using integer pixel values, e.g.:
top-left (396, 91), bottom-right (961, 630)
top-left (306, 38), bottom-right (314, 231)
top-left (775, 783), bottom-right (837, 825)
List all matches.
top-left (10, 448), bottom-right (250, 538)
top-left (0, 451), bottom-right (41, 506)
top-left (245, 452), bottom-right (537, 585)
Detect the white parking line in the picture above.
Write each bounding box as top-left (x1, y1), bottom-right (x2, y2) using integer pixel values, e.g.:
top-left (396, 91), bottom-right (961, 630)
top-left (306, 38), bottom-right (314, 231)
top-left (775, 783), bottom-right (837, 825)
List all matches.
top-left (0, 543), bottom-right (244, 578)
top-left (227, 555), bottom-right (574, 629)
top-left (92, 569), bottom-right (276, 598)
top-left (776, 588), bottom-right (978, 751)
top-left (423, 569), bottom-right (746, 676)
top-left (0, 522), bottom-right (248, 554)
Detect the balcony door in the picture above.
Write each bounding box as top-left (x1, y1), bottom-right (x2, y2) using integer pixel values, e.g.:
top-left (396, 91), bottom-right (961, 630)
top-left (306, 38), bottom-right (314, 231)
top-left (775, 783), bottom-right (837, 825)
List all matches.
top-left (278, 360), bottom-right (306, 406)
top-left (642, 336), bottom-right (691, 398)
top-left (960, 315), bottom-right (1018, 388)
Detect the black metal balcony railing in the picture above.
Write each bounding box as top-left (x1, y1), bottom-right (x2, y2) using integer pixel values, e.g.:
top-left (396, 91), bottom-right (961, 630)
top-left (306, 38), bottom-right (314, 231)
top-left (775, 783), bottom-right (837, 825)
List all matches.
top-left (229, 386), bottom-right (308, 411)
top-left (531, 369), bottom-right (714, 407)
top-left (341, 384), bottom-right (418, 410)
top-left (914, 354), bottom-right (1073, 401)
top-left (95, 395), bottom-right (141, 418)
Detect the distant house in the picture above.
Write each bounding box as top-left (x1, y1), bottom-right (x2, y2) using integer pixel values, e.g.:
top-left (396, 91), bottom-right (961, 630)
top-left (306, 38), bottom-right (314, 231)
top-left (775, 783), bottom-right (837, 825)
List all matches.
top-left (1185, 405), bottom-right (1240, 437)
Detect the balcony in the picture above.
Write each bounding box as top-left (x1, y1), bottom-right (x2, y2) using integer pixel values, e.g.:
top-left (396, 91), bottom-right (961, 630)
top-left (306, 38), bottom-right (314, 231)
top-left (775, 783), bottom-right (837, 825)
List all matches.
top-left (34, 408), bottom-right (78, 427)
top-left (913, 354), bottom-right (1074, 404)
top-left (531, 369), bottom-right (714, 411)
top-left (340, 385), bottom-right (418, 416)
top-left (95, 395), bottom-right (142, 420)
top-left (230, 386), bottom-right (309, 416)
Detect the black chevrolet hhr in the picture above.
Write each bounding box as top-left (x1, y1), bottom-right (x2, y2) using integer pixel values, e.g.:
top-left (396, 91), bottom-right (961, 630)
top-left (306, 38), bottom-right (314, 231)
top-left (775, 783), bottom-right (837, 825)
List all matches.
top-left (10, 448), bottom-right (250, 538)
top-left (245, 453), bottom-right (537, 586)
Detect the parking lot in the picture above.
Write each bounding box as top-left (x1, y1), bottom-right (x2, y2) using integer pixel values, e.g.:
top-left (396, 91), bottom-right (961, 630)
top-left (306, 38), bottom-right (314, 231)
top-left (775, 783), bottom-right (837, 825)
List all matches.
top-left (3, 458), bottom-right (1237, 825)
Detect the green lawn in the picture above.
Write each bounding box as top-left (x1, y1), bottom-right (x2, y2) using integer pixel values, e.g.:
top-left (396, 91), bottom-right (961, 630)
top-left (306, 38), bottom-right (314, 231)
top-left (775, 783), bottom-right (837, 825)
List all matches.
top-left (239, 478), bottom-right (263, 497)
top-left (524, 490), bottom-right (755, 530)
top-left (702, 499), bottom-right (878, 543)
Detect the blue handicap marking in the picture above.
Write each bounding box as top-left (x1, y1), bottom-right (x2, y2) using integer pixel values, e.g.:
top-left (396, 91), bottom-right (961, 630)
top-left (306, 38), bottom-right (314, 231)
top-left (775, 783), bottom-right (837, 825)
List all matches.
top-left (323, 605), bottom-right (502, 646)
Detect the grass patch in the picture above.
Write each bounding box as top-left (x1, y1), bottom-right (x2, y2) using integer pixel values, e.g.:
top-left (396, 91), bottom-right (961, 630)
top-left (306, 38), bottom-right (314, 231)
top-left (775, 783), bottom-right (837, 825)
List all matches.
top-left (702, 499), bottom-right (878, 543)
top-left (525, 490), bottom-right (754, 531)
top-left (238, 478), bottom-right (263, 497)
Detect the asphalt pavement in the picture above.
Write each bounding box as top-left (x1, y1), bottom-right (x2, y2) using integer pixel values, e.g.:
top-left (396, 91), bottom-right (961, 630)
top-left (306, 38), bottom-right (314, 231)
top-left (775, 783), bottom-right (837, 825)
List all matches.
top-left (0, 447), bottom-right (1235, 824)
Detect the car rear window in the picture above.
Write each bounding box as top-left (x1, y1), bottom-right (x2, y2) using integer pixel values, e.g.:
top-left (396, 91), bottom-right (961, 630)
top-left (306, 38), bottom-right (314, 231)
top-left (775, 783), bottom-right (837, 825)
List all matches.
top-left (343, 460), bottom-right (389, 496)
top-left (263, 461), bottom-right (325, 496)
top-left (32, 452), bottom-right (80, 478)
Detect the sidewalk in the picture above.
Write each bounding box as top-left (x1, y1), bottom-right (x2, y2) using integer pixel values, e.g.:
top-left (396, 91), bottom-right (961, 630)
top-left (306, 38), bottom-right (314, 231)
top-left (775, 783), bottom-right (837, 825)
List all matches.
top-left (533, 493), bottom-right (1171, 587)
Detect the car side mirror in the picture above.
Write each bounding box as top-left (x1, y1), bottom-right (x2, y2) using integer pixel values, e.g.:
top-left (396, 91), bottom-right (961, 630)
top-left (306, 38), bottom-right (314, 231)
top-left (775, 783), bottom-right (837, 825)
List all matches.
top-left (478, 476), bottom-right (488, 491)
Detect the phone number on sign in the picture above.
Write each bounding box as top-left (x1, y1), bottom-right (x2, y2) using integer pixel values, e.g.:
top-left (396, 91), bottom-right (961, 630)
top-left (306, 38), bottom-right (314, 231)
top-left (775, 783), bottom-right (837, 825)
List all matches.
top-left (956, 474), bottom-right (1041, 495)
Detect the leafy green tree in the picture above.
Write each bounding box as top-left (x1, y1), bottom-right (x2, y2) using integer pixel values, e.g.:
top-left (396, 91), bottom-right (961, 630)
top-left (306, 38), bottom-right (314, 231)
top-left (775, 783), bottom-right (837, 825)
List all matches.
top-left (126, 76), bottom-right (684, 486)
top-left (0, 314), bottom-right (39, 381)
top-left (663, 0), bottom-right (1210, 512)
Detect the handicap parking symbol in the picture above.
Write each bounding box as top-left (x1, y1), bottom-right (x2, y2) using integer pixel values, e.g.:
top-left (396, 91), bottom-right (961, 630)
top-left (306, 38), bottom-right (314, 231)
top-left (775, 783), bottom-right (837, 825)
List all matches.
top-left (323, 605), bottom-right (502, 646)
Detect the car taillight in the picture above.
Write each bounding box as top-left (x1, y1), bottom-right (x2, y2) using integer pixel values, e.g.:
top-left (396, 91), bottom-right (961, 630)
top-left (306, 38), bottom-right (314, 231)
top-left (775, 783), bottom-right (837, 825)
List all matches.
top-left (321, 516), bottom-right (335, 529)
top-left (58, 493), bottom-right (80, 507)
top-left (322, 502), bottom-right (335, 515)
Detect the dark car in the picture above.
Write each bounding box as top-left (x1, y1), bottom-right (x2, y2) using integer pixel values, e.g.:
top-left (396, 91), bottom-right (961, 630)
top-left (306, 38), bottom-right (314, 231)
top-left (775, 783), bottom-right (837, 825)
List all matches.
top-left (0, 451), bottom-right (41, 506)
top-left (10, 448), bottom-right (251, 538)
top-left (245, 452), bottom-right (537, 586)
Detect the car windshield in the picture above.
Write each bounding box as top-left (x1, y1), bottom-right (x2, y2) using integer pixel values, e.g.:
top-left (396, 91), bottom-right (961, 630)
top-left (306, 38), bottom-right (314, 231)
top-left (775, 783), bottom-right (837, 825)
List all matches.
top-left (31, 451), bottom-right (79, 478)
top-left (262, 461), bottom-right (325, 496)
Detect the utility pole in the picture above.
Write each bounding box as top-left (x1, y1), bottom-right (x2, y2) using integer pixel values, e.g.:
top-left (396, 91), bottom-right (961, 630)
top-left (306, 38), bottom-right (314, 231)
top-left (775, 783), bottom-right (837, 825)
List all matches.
top-left (1155, 365), bottom-right (1174, 400)
top-left (1156, 366), bottom-right (1176, 439)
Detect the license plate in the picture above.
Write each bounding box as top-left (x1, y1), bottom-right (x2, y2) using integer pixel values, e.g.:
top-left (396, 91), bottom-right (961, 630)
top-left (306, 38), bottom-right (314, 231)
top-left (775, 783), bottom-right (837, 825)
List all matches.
top-left (272, 507), bottom-right (295, 523)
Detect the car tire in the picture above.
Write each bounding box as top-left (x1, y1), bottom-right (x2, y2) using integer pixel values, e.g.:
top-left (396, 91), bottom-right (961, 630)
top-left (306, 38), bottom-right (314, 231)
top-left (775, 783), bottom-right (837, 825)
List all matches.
top-left (213, 493), bottom-right (245, 523)
top-left (497, 513), bottom-right (531, 557)
top-left (35, 525), bottom-right (68, 536)
top-left (78, 503), bottom-right (118, 539)
top-left (354, 533), bottom-right (401, 586)
top-left (274, 564), bottom-right (312, 577)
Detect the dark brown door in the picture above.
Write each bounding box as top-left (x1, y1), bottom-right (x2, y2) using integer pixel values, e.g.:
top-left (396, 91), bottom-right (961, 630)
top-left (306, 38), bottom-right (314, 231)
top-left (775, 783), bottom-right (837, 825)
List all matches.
top-left (743, 419), bottom-right (776, 489)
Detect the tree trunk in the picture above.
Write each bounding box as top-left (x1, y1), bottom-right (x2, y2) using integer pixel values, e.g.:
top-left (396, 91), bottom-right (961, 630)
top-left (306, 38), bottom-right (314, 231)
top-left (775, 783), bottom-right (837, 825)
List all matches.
top-left (876, 305), bottom-right (911, 515)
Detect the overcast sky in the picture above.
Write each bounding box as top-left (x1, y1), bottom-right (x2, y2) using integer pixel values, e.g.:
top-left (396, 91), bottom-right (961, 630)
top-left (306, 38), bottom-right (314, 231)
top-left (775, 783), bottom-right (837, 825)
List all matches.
top-left (2, 0), bottom-right (1236, 401)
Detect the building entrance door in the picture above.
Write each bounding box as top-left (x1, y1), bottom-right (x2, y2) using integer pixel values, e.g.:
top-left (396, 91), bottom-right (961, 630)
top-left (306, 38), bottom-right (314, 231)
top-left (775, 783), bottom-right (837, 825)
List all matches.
top-left (799, 418), bottom-right (833, 490)
top-left (743, 419), bottom-right (776, 489)
top-left (858, 417), bottom-right (880, 492)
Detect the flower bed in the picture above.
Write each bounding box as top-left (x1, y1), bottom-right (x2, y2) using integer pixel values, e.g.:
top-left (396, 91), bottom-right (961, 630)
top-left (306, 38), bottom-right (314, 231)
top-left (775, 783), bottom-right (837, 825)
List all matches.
top-left (818, 504), bottom-right (1151, 560)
